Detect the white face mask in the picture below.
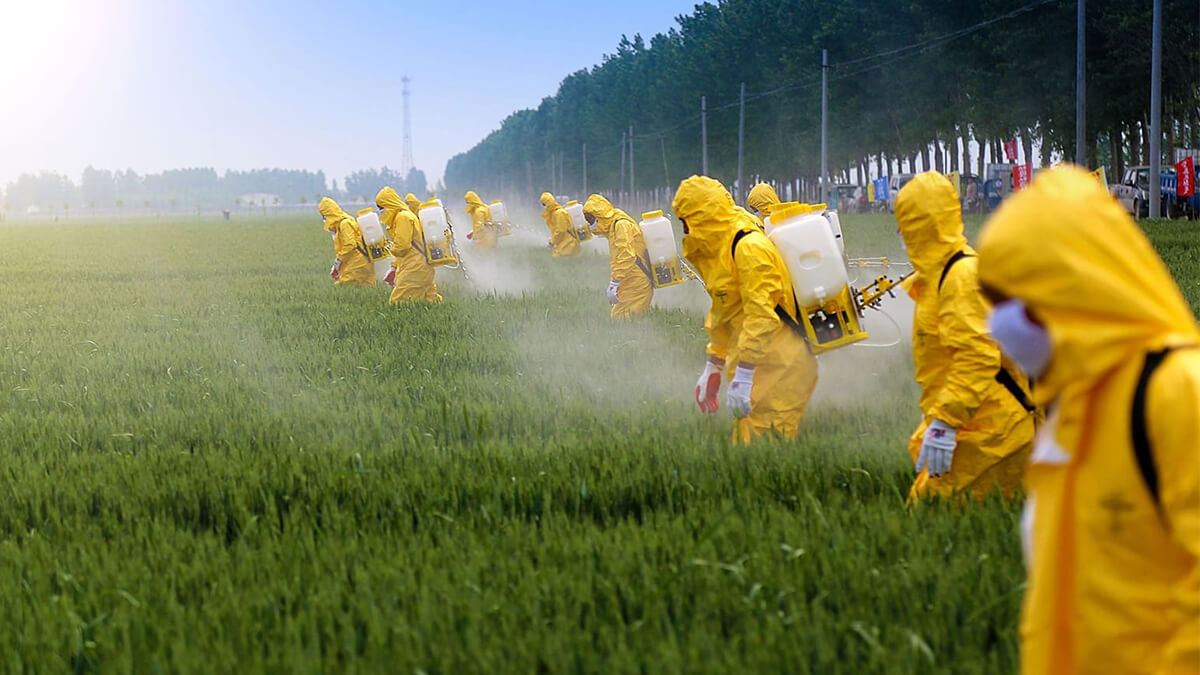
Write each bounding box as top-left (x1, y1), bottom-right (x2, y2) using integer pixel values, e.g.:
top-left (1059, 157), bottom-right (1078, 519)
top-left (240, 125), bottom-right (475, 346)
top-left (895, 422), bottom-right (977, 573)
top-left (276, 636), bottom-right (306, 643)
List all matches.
top-left (897, 231), bottom-right (907, 254)
top-left (988, 299), bottom-right (1052, 378)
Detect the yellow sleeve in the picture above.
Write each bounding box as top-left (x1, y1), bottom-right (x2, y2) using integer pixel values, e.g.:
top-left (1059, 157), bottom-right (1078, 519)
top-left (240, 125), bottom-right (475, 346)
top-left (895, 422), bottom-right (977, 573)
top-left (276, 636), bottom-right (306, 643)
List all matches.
top-left (389, 213), bottom-right (417, 268)
top-left (731, 233), bottom-right (786, 364)
top-left (705, 307), bottom-right (731, 361)
top-left (609, 219), bottom-right (644, 285)
top-left (930, 258), bottom-right (1002, 427)
top-left (552, 210), bottom-right (573, 244)
top-left (1148, 352), bottom-right (1200, 673)
top-left (334, 220), bottom-right (361, 260)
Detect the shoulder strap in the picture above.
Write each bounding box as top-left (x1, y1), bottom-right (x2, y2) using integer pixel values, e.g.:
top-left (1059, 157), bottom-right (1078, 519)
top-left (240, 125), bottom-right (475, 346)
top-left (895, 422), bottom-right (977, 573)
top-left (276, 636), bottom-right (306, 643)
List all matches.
top-left (1131, 349), bottom-right (1172, 508)
top-left (938, 250), bottom-right (971, 293)
top-left (730, 229), bottom-right (752, 260)
top-left (730, 228), bottom-right (808, 344)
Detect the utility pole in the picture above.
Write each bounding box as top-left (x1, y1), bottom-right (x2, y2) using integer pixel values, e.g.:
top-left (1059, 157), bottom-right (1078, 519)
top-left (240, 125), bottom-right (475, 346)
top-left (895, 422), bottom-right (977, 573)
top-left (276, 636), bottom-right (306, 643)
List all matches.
top-left (619, 131), bottom-right (626, 197)
top-left (1149, 0), bottom-right (1162, 218)
top-left (821, 49), bottom-right (829, 205)
top-left (582, 143), bottom-right (588, 196)
top-left (660, 137), bottom-right (670, 189)
top-left (1075, 0), bottom-right (1086, 166)
top-left (629, 125), bottom-right (635, 199)
top-left (737, 82), bottom-right (745, 204)
top-left (401, 76), bottom-right (415, 177)
top-left (701, 95), bottom-right (708, 175)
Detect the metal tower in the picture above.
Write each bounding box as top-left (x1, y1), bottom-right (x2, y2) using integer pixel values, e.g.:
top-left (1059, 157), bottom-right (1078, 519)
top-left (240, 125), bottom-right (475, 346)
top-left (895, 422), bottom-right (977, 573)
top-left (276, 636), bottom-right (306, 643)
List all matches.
top-left (401, 76), bottom-right (414, 177)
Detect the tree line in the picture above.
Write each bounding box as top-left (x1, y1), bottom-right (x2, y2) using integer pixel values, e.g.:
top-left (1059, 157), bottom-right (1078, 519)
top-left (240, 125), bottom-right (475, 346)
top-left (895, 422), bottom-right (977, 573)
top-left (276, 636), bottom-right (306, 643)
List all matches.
top-left (2, 165), bottom-right (430, 214)
top-left (444, 0), bottom-right (1200, 200)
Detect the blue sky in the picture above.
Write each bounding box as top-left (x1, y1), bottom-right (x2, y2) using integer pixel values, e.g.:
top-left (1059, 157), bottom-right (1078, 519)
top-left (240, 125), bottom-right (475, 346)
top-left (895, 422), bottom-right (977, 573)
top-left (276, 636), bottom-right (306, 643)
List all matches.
top-left (0, 0), bottom-right (698, 188)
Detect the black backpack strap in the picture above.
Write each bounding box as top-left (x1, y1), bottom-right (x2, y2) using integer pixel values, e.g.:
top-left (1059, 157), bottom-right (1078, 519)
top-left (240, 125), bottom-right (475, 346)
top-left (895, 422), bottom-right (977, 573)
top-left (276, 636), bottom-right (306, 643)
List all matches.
top-left (730, 229), bottom-right (752, 259)
top-left (938, 250), bottom-right (972, 293)
top-left (731, 229), bottom-right (808, 343)
top-left (1131, 349), bottom-right (1172, 508)
top-left (994, 368), bottom-right (1036, 412)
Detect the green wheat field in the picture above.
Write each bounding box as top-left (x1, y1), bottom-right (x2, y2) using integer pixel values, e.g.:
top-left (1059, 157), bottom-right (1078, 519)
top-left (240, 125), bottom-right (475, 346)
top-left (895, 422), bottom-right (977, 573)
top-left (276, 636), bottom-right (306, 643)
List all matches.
top-left (0, 212), bottom-right (1194, 673)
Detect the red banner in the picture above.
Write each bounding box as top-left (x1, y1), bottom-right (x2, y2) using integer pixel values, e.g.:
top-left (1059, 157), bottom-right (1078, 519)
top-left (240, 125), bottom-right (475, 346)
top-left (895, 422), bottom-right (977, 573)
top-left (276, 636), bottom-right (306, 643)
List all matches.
top-left (1012, 164), bottom-right (1032, 191)
top-left (1004, 139), bottom-right (1019, 163)
top-left (1176, 156), bottom-right (1195, 197)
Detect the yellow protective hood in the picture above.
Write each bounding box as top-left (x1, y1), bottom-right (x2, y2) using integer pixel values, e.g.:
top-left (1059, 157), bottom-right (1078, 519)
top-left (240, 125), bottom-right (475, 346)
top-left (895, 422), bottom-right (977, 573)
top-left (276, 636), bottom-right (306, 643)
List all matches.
top-left (404, 193), bottom-right (422, 214)
top-left (319, 196), bottom-right (345, 232)
top-left (375, 186), bottom-right (407, 228)
top-left (672, 175), bottom-right (747, 263)
top-left (895, 172), bottom-right (969, 276)
top-left (464, 191), bottom-right (486, 213)
top-left (583, 193), bottom-right (631, 238)
top-left (978, 165), bottom-right (1200, 403)
top-left (540, 191), bottom-right (560, 220)
top-left (747, 183), bottom-right (780, 215)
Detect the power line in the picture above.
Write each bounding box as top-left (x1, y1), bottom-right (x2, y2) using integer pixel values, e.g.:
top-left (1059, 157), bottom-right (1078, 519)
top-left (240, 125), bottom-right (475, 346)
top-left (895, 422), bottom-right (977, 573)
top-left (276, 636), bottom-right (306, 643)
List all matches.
top-left (835, 0), bottom-right (1060, 68)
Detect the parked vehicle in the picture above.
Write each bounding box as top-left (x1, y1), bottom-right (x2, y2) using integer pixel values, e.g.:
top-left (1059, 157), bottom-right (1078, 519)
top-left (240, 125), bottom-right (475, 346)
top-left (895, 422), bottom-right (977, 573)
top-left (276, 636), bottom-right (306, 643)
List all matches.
top-left (1110, 167), bottom-right (1177, 219)
top-left (829, 184), bottom-right (863, 213)
top-left (885, 174), bottom-right (915, 212)
top-left (982, 163), bottom-right (1014, 212)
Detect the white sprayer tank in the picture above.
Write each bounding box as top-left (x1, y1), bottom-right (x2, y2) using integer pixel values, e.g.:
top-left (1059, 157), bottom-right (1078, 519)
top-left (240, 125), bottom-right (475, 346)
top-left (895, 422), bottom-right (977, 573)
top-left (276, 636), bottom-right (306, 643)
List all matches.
top-left (823, 208), bottom-right (845, 254)
top-left (356, 209), bottom-right (394, 282)
top-left (487, 200), bottom-right (507, 223)
top-left (639, 210), bottom-right (684, 288)
top-left (767, 204), bottom-right (849, 307)
top-left (488, 200), bottom-right (512, 236)
top-left (418, 201), bottom-right (456, 266)
top-left (762, 201), bottom-right (806, 235)
top-left (565, 200), bottom-right (591, 241)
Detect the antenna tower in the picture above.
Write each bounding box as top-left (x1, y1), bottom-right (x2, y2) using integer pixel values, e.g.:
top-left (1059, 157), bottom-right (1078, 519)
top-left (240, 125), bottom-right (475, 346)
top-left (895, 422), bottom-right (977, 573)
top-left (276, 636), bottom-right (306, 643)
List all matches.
top-left (401, 76), bottom-right (414, 177)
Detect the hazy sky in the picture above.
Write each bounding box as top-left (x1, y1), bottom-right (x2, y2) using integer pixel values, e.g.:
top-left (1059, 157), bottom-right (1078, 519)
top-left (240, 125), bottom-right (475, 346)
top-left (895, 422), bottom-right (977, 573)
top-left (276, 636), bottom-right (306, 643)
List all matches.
top-left (0, 0), bottom-right (698, 189)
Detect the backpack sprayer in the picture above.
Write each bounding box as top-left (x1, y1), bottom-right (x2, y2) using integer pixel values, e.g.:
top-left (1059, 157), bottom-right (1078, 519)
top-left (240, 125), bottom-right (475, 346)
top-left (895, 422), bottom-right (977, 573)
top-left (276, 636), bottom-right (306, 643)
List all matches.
top-left (487, 200), bottom-right (514, 237)
top-left (355, 208), bottom-right (395, 283)
top-left (417, 198), bottom-right (471, 280)
top-left (761, 201), bottom-right (910, 353)
top-left (564, 200), bottom-right (594, 242)
top-left (638, 210), bottom-right (704, 289)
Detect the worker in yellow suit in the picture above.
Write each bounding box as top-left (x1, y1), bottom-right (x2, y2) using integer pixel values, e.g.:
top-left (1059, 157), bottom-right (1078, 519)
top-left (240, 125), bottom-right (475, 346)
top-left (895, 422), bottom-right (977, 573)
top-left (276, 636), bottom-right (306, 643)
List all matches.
top-left (404, 193), bottom-right (423, 216)
top-left (672, 175), bottom-right (819, 443)
top-left (540, 192), bottom-right (580, 257)
top-left (464, 191), bottom-right (497, 249)
top-left (977, 166), bottom-right (1200, 675)
top-left (747, 183), bottom-right (781, 217)
top-left (582, 194), bottom-right (653, 318)
top-left (319, 197), bottom-right (375, 286)
top-left (375, 186), bottom-right (442, 304)
top-left (895, 172), bottom-right (1035, 500)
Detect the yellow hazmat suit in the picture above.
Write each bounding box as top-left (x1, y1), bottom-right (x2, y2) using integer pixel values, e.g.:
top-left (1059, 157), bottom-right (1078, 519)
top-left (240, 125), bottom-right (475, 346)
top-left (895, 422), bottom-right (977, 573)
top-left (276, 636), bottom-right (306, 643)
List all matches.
top-left (375, 187), bottom-right (442, 304)
top-left (319, 197), bottom-right (376, 286)
top-left (540, 192), bottom-right (580, 257)
top-left (895, 172), bottom-right (1035, 500)
top-left (747, 183), bottom-right (781, 216)
top-left (977, 166), bottom-right (1200, 675)
top-left (583, 194), bottom-right (654, 318)
top-left (464, 191), bottom-right (497, 250)
top-left (672, 176), bottom-right (819, 443)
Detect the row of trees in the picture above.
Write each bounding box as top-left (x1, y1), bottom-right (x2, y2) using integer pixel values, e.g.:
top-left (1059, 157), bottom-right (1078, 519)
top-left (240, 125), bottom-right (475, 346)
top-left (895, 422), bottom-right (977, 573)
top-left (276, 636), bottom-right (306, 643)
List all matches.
top-left (445, 0), bottom-right (1200, 201)
top-left (2, 165), bottom-right (432, 214)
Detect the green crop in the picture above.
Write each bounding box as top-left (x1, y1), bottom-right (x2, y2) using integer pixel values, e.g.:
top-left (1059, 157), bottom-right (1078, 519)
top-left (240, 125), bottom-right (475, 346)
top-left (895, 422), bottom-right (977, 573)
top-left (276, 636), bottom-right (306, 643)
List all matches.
top-left (0, 213), bottom-right (1192, 673)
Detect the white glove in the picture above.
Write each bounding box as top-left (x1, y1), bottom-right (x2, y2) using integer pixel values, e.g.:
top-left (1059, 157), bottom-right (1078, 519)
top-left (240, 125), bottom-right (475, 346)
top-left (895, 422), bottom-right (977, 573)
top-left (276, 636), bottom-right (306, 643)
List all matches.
top-left (916, 419), bottom-right (957, 477)
top-left (726, 365), bottom-right (755, 419)
top-left (330, 258), bottom-right (342, 280)
top-left (695, 358), bottom-right (724, 413)
top-left (607, 280), bottom-right (620, 305)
